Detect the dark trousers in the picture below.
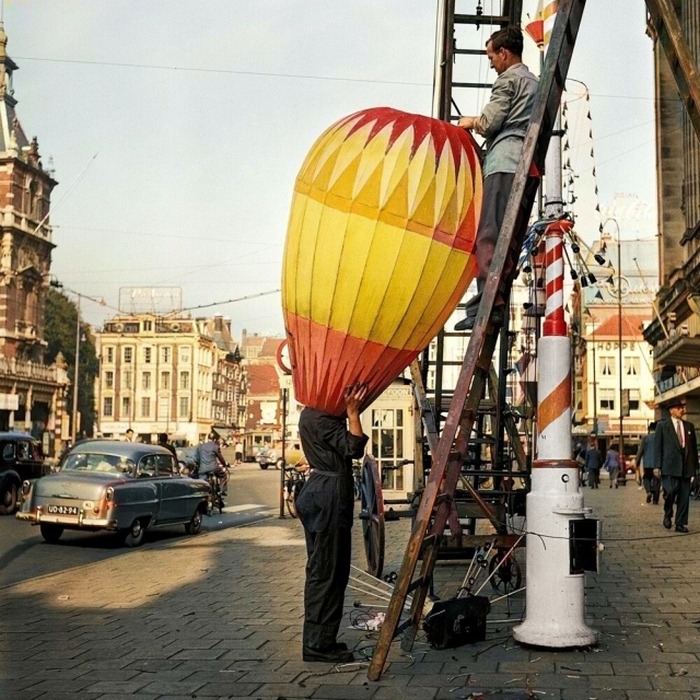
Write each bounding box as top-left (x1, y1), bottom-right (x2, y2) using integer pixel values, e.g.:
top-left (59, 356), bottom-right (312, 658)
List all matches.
top-left (587, 468), bottom-right (600, 488)
top-left (475, 173), bottom-right (539, 282)
top-left (302, 526), bottom-right (352, 650)
top-left (662, 476), bottom-right (691, 527)
top-left (643, 468), bottom-right (660, 502)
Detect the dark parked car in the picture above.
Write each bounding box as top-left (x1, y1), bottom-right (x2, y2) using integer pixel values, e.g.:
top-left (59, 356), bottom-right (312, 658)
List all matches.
top-left (0, 432), bottom-right (49, 515)
top-left (16, 440), bottom-right (210, 546)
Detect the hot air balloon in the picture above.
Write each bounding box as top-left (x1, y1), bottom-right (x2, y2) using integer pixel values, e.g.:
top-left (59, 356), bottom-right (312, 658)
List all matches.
top-left (282, 106), bottom-right (482, 416)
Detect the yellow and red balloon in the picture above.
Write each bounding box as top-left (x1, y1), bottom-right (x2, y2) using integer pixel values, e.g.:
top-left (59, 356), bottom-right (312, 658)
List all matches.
top-left (282, 107), bottom-right (482, 415)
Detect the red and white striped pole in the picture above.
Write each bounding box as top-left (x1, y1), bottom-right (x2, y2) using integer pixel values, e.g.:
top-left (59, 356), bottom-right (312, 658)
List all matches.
top-left (514, 216), bottom-right (598, 648)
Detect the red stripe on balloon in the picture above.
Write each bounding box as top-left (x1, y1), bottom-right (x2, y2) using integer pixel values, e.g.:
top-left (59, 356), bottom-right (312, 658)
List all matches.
top-left (285, 312), bottom-right (418, 416)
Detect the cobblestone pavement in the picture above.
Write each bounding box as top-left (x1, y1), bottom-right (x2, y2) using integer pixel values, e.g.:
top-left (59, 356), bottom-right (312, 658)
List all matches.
top-left (2, 476), bottom-right (700, 700)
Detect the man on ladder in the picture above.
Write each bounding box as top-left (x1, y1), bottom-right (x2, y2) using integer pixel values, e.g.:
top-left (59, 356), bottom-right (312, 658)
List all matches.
top-left (454, 25), bottom-right (538, 331)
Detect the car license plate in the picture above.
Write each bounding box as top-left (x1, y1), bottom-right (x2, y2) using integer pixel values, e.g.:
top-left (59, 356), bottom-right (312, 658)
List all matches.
top-left (47, 505), bottom-right (79, 515)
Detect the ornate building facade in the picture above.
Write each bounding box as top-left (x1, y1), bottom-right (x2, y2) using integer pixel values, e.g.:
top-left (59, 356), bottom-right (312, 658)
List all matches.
top-left (643, 2), bottom-right (700, 427)
top-left (0, 26), bottom-right (68, 451)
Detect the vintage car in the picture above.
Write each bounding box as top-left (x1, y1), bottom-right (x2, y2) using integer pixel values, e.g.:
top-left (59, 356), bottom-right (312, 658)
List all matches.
top-left (0, 432), bottom-right (50, 515)
top-left (16, 440), bottom-right (210, 546)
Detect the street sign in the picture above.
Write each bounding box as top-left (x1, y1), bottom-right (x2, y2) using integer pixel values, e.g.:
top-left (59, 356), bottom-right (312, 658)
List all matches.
top-left (0, 394), bottom-right (19, 411)
top-left (621, 389), bottom-right (630, 417)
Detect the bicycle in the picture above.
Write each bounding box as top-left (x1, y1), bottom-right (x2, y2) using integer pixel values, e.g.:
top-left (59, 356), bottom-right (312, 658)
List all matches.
top-left (190, 465), bottom-right (228, 515)
top-left (284, 465), bottom-right (308, 518)
top-left (352, 460), bottom-right (362, 500)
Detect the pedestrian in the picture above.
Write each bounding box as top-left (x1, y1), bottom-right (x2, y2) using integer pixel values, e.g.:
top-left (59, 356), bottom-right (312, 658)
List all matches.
top-left (636, 422), bottom-right (660, 504)
top-left (454, 25), bottom-right (538, 330)
top-left (654, 397), bottom-right (698, 533)
top-left (234, 440), bottom-right (243, 465)
top-left (604, 443), bottom-right (621, 488)
top-left (295, 383), bottom-right (369, 664)
top-left (125, 428), bottom-right (134, 442)
top-left (157, 432), bottom-right (178, 460)
top-left (584, 437), bottom-right (601, 489)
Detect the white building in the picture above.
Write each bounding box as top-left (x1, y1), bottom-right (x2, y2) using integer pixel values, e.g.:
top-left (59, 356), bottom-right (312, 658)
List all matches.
top-left (95, 314), bottom-right (243, 445)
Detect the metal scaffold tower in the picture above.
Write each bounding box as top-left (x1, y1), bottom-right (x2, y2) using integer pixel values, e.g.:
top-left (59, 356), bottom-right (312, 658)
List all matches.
top-left (366, 0), bottom-right (700, 680)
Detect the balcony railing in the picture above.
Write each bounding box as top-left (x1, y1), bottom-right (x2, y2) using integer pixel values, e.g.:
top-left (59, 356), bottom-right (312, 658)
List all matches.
top-left (0, 356), bottom-right (65, 383)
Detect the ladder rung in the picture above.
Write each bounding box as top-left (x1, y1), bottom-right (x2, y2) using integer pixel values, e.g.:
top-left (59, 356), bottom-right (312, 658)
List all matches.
top-left (452, 82), bottom-right (494, 90)
top-left (454, 13), bottom-right (510, 25)
top-left (454, 48), bottom-right (488, 56)
top-left (407, 576), bottom-right (429, 594)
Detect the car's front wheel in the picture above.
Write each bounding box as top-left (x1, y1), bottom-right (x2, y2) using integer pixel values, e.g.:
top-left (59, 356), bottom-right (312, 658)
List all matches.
top-left (119, 519), bottom-right (146, 547)
top-left (0, 481), bottom-right (17, 515)
top-left (185, 509), bottom-right (203, 535)
top-left (40, 523), bottom-right (64, 543)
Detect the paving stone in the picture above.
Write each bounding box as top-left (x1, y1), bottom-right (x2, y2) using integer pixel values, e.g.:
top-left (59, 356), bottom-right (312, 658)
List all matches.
top-left (310, 683), bottom-right (377, 698)
top-left (3, 489), bottom-right (700, 700)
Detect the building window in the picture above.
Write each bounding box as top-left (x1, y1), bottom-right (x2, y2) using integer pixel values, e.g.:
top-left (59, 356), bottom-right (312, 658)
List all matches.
top-left (161, 346), bottom-right (171, 363)
top-left (160, 371), bottom-right (170, 390)
top-left (625, 357), bottom-right (639, 376)
top-left (179, 371), bottom-right (190, 390)
top-left (179, 346), bottom-right (191, 363)
top-left (105, 371), bottom-right (114, 389)
top-left (599, 389), bottom-right (615, 411)
top-left (103, 397), bottom-right (113, 417)
top-left (179, 396), bottom-right (189, 418)
top-left (141, 397), bottom-right (151, 418)
top-left (123, 347), bottom-right (133, 363)
top-left (143, 320), bottom-right (152, 332)
top-left (122, 370), bottom-right (132, 390)
top-left (121, 397), bottom-right (131, 418)
top-left (629, 388), bottom-right (641, 411)
top-left (105, 347), bottom-right (114, 363)
top-left (600, 357), bottom-right (615, 376)
top-left (143, 347), bottom-right (152, 363)
top-left (158, 397), bottom-right (169, 420)
top-left (142, 371), bottom-right (152, 390)
top-left (370, 409), bottom-right (404, 491)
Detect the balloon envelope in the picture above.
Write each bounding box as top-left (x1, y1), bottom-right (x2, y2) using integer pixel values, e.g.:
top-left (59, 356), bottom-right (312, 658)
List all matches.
top-left (282, 107), bottom-right (482, 415)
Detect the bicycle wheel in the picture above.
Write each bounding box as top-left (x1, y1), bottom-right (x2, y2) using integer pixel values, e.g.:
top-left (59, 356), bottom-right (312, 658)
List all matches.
top-left (286, 479), bottom-right (303, 518)
top-left (489, 550), bottom-right (522, 594)
top-left (360, 455), bottom-right (385, 578)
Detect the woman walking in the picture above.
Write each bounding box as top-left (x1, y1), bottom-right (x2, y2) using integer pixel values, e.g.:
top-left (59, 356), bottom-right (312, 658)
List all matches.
top-left (604, 443), bottom-right (621, 488)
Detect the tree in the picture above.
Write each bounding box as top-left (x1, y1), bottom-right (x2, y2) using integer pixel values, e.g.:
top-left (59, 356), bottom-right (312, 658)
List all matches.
top-left (44, 289), bottom-right (99, 437)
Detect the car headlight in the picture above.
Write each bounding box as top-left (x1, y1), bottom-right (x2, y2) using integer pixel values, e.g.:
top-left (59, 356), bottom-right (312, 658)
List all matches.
top-left (21, 480), bottom-right (31, 496)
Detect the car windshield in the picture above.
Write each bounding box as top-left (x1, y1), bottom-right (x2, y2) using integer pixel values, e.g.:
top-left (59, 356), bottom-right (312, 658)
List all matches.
top-left (62, 452), bottom-right (135, 475)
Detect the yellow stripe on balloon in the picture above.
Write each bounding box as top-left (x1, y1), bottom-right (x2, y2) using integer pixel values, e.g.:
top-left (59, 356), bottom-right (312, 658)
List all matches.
top-left (284, 199), bottom-right (474, 351)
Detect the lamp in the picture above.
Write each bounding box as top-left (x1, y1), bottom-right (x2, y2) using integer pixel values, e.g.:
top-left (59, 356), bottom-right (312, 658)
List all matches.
top-left (603, 217), bottom-right (625, 485)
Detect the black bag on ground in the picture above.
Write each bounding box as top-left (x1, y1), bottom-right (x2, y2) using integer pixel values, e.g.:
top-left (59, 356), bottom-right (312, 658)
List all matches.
top-left (423, 595), bottom-right (491, 649)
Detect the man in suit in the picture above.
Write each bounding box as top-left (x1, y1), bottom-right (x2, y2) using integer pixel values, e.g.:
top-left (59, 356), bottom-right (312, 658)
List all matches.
top-left (654, 397), bottom-right (699, 533)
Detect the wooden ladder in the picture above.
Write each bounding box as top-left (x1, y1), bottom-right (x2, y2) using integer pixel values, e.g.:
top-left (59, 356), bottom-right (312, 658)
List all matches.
top-left (367, 0), bottom-right (587, 681)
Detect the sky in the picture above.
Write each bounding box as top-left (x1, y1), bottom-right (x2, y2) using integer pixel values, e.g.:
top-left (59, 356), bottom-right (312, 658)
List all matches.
top-left (3, 0), bottom-right (657, 341)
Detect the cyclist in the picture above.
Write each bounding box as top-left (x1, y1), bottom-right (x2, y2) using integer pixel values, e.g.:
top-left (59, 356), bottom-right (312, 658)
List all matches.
top-left (194, 431), bottom-right (230, 496)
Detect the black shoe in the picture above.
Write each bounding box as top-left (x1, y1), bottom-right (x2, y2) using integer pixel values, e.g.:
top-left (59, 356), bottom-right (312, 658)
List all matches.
top-left (302, 645), bottom-right (354, 663)
top-left (675, 525), bottom-right (689, 533)
top-left (454, 307), bottom-right (504, 332)
top-left (646, 492), bottom-right (652, 504)
top-left (663, 517), bottom-right (672, 530)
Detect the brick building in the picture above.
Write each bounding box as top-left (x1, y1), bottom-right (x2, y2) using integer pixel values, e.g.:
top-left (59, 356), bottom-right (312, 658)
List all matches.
top-left (0, 26), bottom-right (68, 452)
